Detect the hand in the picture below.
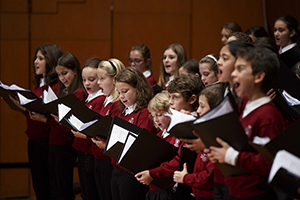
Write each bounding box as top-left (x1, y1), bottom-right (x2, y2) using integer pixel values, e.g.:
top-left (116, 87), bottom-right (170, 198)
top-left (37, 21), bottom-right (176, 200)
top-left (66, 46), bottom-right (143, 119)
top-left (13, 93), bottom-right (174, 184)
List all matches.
top-left (180, 131), bottom-right (206, 153)
top-left (91, 137), bottom-right (106, 149)
top-left (135, 170), bottom-right (153, 185)
top-left (50, 114), bottom-right (59, 123)
top-left (71, 130), bottom-right (87, 139)
top-left (9, 95), bottom-right (26, 111)
top-left (208, 137), bottom-right (230, 163)
top-left (173, 163), bottom-right (188, 183)
top-left (266, 88), bottom-right (276, 100)
top-left (29, 112), bottom-right (47, 123)
top-left (179, 109), bottom-right (192, 115)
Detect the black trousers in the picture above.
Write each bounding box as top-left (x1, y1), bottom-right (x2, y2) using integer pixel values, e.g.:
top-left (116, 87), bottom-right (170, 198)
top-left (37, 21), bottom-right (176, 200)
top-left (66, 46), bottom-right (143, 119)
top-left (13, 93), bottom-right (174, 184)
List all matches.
top-left (214, 182), bottom-right (230, 200)
top-left (28, 138), bottom-right (51, 200)
top-left (77, 151), bottom-right (99, 200)
top-left (94, 158), bottom-right (113, 200)
top-left (110, 168), bottom-right (149, 200)
top-left (229, 191), bottom-right (278, 200)
top-left (49, 145), bottom-right (77, 200)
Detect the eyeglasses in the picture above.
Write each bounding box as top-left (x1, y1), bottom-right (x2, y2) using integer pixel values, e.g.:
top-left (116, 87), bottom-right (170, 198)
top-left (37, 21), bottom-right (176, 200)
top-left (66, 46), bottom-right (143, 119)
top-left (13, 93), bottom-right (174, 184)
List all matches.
top-left (127, 58), bottom-right (144, 65)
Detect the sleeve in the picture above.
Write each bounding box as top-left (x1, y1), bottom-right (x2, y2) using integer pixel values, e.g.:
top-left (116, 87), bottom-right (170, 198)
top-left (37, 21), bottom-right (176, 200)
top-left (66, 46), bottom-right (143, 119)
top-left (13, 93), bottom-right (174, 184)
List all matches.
top-left (183, 160), bottom-right (214, 189)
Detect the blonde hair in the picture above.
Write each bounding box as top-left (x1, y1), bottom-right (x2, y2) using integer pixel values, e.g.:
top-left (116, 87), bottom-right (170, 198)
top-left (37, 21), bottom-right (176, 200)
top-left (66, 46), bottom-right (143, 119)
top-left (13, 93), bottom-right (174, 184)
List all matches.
top-left (148, 91), bottom-right (171, 113)
top-left (98, 58), bottom-right (125, 103)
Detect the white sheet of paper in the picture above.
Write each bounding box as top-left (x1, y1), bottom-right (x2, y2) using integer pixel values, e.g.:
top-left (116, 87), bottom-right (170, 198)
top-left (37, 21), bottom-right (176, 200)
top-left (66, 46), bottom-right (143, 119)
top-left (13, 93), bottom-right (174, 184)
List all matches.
top-left (43, 86), bottom-right (58, 104)
top-left (17, 92), bottom-right (37, 105)
top-left (165, 108), bottom-right (195, 132)
top-left (118, 134), bottom-right (136, 163)
top-left (268, 150), bottom-right (300, 183)
top-left (67, 114), bottom-right (98, 131)
top-left (282, 90), bottom-right (300, 106)
top-left (193, 95), bottom-right (233, 124)
top-left (58, 103), bottom-right (71, 122)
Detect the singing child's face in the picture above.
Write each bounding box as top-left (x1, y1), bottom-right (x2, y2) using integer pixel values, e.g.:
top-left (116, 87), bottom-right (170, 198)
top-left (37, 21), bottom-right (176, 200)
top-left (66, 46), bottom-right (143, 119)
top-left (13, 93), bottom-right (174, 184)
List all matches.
top-left (151, 110), bottom-right (170, 131)
top-left (231, 57), bottom-right (257, 100)
top-left (169, 92), bottom-right (191, 112)
top-left (217, 45), bottom-right (236, 87)
top-left (163, 49), bottom-right (178, 76)
top-left (274, 20), bottom-right (294, 48)
top-left (199, 62), bottom-right (218, 87)
top-left (82, 67), bottom-right (100, 94)
top-left (197, 95), bottom-right (210, 116)
top-left (97, 68), bottom-right (115, 96)
top-left (56, 65), bottom-right (76, 88)
top-left (116, 82), bottom-right (137, 108)
top-left (34, 50), bottom-right (46, 77)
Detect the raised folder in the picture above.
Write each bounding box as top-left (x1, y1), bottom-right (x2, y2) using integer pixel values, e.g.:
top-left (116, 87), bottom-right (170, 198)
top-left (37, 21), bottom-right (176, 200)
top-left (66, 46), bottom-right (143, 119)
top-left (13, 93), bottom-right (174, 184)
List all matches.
top-left (104, 116), bottom-right (178, 192)
top-left (58, 100), bottom-right (112, 139)
top-left (268, 150), bottom-right (300, 199)
top-left (250, 118), bottom-right (300, 163)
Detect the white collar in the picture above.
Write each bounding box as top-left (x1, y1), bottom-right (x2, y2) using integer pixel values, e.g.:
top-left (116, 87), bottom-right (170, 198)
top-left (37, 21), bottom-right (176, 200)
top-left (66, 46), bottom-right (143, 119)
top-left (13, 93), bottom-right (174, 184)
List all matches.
top-left (104, 95), bottom-right (113, 107)
top-left (85, 89), bottom-right (104, 103)
top-left (161, 129), bottom-right (170, 139)
top-left (191, 111), bottom-right (198, 117)
top-left (124, 103), bottom-right (137, 116)
top-left (279, 43), bottom-right (297, 54)
top-left (143, 70), bottom-right (151, 78)
top-left (40, 78), bottom-right (45, 87)
top-left (242, 96), bottom-right (271, 118)
top-left (165, 75), bottom-right (174, 87)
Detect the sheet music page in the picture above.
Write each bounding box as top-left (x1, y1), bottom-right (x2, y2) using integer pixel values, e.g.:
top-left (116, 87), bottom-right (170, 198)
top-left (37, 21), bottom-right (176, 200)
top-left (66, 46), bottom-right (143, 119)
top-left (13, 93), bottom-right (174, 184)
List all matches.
top-left (9, 84), bottom-right (29, 91)
top-left (106, 124), bottom-right (138, 151)
top-left (282, 90), bottom-right (300, 106)
top-left (165, 108), bottom-right (195, 132)
top-left (58, 103), bottom-right (71, 122)
top-left (17, 93), bottom-right (37, 105)
top-left (68, 114), bottom-right (84, 130)
top-left (118, 134), bottom-right (137, 163)
top-left (193, 95), bottom-right (233, 124)
top-left (268, 150), bottom-right (300, 183)
top-left (43, 86), bottom-right (58, 104)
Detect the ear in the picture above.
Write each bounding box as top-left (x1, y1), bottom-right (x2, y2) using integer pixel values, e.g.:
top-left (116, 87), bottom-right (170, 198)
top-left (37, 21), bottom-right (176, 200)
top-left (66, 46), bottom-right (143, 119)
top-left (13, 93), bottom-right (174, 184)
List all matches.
top-left (195, 73), bottom-right (200, 77)
top-left (254, 71), bottom-right (265, 84)
top-left (290, 29), bottom-right (296, 38)
top-left (146, 58), bottom-right (151, 66)
top-left (189, 94), bottom-right (197, 105)
top-left (113, 76), bottom-right (116, 85)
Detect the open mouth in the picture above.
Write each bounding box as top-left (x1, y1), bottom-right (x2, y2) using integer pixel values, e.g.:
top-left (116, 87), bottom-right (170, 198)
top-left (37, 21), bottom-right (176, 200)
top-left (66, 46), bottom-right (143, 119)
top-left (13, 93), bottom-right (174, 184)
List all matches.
top-left (234, 82), bottom-right (240, 91)
top-left (218, 69), bottom-right (222, 77)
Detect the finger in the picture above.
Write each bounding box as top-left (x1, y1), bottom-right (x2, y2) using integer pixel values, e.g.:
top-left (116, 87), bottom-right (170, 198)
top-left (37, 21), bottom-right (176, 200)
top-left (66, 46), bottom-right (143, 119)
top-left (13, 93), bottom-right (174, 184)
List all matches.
top-left (183, 163), bottom-right (187, 171)
top-left (215, 137), bottom-right (228, 147)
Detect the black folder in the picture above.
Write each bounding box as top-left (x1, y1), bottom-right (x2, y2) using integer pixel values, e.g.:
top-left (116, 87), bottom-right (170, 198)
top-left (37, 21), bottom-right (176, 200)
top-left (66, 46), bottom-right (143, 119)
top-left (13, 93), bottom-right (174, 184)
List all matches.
top-left (104, 116), bottom-right (143, 160)
top-left (59, 100), bottom-right (112, 139)
top-left (192, 93), bottom-right (256, 177)
top-left (250, 118), bottom-right (300, 163)
top-left (272, 62), bottom-right (300, 121)
top-left (268, 150), bottom-right (300, 199)
top-left (117, 130), bottom-right (178, 192)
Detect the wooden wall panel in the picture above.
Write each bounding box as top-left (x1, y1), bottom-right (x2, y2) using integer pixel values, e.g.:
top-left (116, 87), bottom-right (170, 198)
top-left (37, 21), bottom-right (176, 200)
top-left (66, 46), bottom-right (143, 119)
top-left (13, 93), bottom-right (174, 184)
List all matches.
top-left (265, 0), bottom-right (300, 38)
top-left (113, 0), bottom-right (192, 80)
top-left (31, 0), bottom-right (111, 65)
top-left (0, 1), bottom-right (31, 197)
top-left (192, 0), bottom-right (264, 60)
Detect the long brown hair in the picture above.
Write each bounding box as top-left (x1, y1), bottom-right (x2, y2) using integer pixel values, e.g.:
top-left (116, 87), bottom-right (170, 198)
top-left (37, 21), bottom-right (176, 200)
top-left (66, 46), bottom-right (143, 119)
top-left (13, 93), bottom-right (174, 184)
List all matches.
top-left (115, 67), bottom-right (153, 112)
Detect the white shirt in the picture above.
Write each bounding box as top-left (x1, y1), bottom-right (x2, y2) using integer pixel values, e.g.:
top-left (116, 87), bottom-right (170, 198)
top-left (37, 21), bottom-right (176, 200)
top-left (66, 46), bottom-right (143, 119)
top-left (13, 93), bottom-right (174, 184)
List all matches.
top-left (143, 70), bottom-right (151, 79)
top-left (242, 96), bottom-right (271, 118)
top-left (279, 43), bottom-right (297, 55)
top-left (165, 75), bottom-right (174, 87)
top-left (40, 78), bottom-right (45, 87)
top-left (103, 95), bottom-right (113, 107)
top-left (85, 89), bottom-right (104, 103)
top-left (124, 103), bottom-right (137, 116)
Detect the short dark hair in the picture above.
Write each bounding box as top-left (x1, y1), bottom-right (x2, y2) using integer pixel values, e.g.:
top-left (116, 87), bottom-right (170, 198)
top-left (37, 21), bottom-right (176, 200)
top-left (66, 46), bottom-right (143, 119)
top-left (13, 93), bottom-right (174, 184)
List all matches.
top-left (168, 74), bottom-right (204, 110)
top-left (231, 32), bottom-right (253, 43)
top-left (245, 26), bottom-right (269, 38)
top-left (200, 83), bottom-right (224, 109)
top-left (179, 59), bottom-right (200, 75)
top-left (236, 46), bottom-right (280, 93)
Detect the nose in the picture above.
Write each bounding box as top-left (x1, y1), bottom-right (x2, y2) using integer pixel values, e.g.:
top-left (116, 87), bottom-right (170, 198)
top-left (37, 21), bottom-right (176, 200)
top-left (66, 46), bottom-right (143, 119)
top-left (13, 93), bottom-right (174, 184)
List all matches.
top-left (169, 99), bottom-right (173, 105)
top-left (231, 69), bottom-right (237, 78)
top-left (197, 107), bottom-right (201, 116)
top-left (217, 58), bottom-right (222, 66)
top-left (34, 58), bottom-right (38, 64)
